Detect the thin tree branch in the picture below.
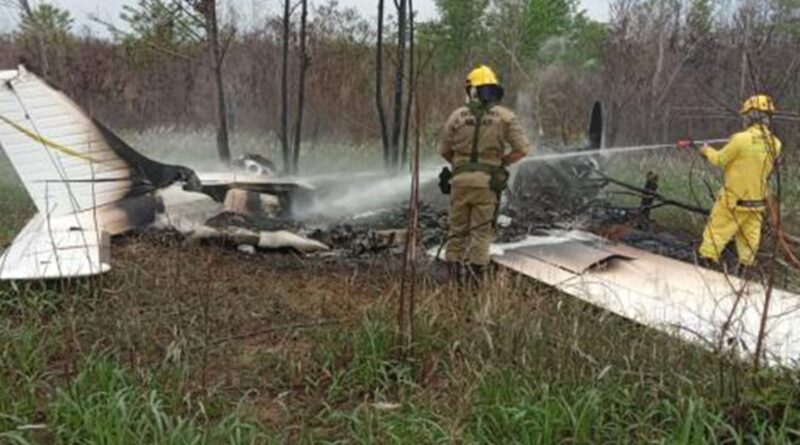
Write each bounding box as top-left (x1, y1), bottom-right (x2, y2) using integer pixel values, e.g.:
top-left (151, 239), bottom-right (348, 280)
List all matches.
top-left (90, 16), bottom-right (195, 61)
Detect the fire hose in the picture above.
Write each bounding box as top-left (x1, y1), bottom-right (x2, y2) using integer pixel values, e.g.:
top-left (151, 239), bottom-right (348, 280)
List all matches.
top-left (767, 196), bottom-right (800, 270)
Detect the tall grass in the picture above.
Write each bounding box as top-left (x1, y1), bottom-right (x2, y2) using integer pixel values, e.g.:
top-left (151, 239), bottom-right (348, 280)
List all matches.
top-left (0, 318), bottom-right (264, 443)
top-left (48, 357), bottom-right (264, 444)
top-left (1, 239), bottom-right (798, 443)
top-left (280, 281), bottom-right (800, 443)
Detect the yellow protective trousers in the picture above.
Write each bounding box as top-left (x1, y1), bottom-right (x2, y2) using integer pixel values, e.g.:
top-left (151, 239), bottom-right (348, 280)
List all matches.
top-left (445, 186), bottom-right (497, 266)
top-left (698, 199), bottom-right (764, 266)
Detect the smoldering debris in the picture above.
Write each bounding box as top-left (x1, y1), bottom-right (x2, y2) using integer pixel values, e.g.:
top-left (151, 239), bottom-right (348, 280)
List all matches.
top-left (206, 212), bottom-right (298, 233)
top-left (305, 204), bottom-right (446, 255)
top-left (140, 159), bottom-right (701, 264)
top-left (508, 156), bottom-right (605, 226)
top-left (269, 160), bottom-right (697, 260)
top-left (599, 225), bottom-right (698, 263)
top-left (147, 185), bottom-right (328, 255)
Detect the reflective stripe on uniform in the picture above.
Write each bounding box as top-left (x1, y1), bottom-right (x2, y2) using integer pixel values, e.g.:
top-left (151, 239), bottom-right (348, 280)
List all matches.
top-left (736, 199), bottom-right (766, 209)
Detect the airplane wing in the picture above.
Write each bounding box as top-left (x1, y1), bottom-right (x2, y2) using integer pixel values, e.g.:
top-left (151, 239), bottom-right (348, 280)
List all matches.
top-left (0, 213), bottom-right (110, 280)
top-left (196, 172), bottom-right (313, 202)
top-left (491, 230), bottom-right (800, 366)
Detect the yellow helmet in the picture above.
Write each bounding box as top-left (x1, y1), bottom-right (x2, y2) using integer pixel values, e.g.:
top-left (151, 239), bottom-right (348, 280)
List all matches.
top-left (740, 94), bottom-right (776, 115)
top-left (466, 65), bottom-right (499, 89)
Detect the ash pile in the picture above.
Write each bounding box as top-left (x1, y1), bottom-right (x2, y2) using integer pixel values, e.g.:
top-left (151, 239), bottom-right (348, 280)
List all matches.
top-left (305, 205), bottom-right (447, 256)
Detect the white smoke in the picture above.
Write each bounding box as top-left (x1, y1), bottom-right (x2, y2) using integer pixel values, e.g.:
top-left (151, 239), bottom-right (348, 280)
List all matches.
top-left (294, 167), bottom-right (440, 221)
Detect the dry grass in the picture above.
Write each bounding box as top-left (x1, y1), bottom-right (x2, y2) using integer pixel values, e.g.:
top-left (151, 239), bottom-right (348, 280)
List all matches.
top-left (2, 235), bottom-right (798, 443)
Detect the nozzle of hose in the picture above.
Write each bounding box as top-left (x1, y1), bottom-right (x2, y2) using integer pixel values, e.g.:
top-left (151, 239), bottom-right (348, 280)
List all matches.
top-left (677, 139), bottom-right (697, 150)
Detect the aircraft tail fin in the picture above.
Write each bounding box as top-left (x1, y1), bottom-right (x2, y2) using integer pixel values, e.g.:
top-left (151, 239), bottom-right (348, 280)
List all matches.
top-left (588, 101), bottom-right (603, 150)
top-left (0, 66), bottom-right (139, 218)
top-left (0, 66), bottom-right (190, 219)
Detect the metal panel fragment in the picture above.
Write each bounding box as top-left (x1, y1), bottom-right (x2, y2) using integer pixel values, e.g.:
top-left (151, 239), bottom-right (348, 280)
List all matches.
top-left (492, 231), bottom-right (800, 366)
top-left (509, 240), bottom-right (633, 273)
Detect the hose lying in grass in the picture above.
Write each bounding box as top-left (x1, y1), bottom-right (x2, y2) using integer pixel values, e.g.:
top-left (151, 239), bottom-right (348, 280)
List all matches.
top-left (767, 196), bottom-right (800, 270)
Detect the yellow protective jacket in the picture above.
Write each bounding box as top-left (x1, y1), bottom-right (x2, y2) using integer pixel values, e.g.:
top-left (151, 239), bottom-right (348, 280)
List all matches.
top-left (439, 104), bottom-right (533, 188)
top-left (701, 124), bottom-right (782, 210)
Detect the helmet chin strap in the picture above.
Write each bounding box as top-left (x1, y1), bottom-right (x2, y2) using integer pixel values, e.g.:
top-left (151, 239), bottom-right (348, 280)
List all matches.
top-left (743, 111), bottom-right (771, 128)
top-left (465, 86), bottom-right (478, 103)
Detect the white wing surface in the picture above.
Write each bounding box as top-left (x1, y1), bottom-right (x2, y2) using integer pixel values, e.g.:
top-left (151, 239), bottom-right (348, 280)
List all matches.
top-left (491, 230), bottom-right (800, 366)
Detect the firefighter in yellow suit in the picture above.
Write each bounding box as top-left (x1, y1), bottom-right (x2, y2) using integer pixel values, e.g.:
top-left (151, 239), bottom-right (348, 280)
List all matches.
top-left (698, 95), bottom-right (782, 267)
top-left (439, 66), bottom-right (533, 283)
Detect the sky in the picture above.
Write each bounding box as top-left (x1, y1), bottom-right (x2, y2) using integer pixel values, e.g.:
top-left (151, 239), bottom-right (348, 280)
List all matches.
top-left (0, 0), bottom-right (612, 35)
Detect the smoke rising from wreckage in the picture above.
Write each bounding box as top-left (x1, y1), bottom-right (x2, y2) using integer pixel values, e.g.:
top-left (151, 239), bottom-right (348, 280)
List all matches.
top-left (1, 66), bottom-right (800, 366)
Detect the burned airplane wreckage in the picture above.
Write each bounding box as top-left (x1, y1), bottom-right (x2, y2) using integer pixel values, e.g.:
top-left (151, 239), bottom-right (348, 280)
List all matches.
top-left (1, 66), bottom-right (799, 366)
top-left (0, 66), bottom-right (327, 279)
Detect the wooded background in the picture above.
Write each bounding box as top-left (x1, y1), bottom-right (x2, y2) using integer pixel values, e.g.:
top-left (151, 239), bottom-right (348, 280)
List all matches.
top-left (1, 0), bottom-right (799, 171)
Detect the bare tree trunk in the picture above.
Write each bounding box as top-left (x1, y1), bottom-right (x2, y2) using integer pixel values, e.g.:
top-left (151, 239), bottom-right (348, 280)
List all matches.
top-left (201, 0), bottom-right (231, 164)
top-left (401, 0), bottom-right (415, 168)
top-left (650, 26), bottom-right (666, 143)
top-left (16, 0), bottom-right (33, 16)
top-left (16, 0), bottom-right (50, 77)
top-left (292, 0), bottom-right (309, 175)
top-left (376, 0), bottom-right (390, 170)
top-left (740, 51), bottom-right (749, 100)
top-left (280, 0), bottom-right (291, 173)
top-left (605, 102), bottom-right (617, 148)
top-left (390, 0), bottom-right (407, 170)
top-left (213, 64), bottom-right (231, 164)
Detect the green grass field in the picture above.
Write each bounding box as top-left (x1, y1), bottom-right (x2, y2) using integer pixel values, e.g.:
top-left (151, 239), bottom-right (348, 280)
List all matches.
top-left (1, 136), bottom-right (799, 443)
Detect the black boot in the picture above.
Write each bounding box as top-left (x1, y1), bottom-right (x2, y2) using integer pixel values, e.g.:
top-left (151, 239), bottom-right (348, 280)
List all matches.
top-left (447, 262), bottom-right (462, 286)
top-left (734, 263), bottom-right (749, 280)
top-left (695, 255), bottom-right (718, 270)
top-left (735, 263), bottom-right (761, 282)
top-left (466, 264), bottom-right (486, 288)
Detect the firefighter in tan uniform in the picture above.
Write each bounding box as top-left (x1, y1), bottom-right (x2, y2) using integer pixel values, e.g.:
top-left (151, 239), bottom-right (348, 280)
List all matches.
top-left (439, 66), bottom-right (533, 282)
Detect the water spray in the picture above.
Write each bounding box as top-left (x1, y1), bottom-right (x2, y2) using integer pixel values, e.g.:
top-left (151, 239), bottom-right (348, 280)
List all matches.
top-left (295, 168), bottom-right (441, 220)
top-left (293, 137), bottom-right (729, 221)
top-left (518, 138), bottom-right (729, 165)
